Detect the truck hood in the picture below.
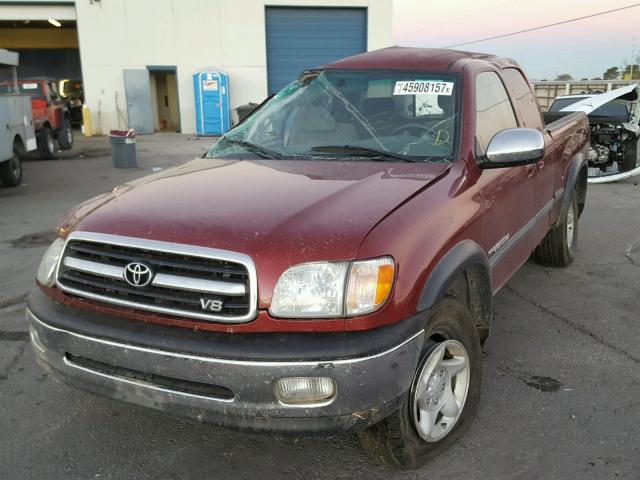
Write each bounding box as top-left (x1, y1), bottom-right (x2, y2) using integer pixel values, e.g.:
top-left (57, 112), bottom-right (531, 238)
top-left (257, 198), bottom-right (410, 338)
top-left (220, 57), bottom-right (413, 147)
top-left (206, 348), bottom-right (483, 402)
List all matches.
top-left (70, 158), bottom-right (448, 295)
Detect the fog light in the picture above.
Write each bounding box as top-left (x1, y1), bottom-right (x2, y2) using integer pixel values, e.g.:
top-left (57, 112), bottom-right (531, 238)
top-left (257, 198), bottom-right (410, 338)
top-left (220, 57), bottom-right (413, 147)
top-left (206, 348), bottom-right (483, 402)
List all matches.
top-left (274, 377), bottom-right (336, 405)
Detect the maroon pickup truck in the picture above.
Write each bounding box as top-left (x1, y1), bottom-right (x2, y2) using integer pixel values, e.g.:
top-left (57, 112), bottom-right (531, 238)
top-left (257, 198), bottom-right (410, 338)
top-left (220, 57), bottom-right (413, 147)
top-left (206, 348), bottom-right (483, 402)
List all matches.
top-left (27, 48), bottom-right (589, 468)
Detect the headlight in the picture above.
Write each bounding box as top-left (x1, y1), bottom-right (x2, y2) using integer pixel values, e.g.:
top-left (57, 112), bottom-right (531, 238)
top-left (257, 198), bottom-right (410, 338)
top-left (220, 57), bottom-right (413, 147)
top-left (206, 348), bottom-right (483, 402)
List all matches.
top-left (270, 262), bottom-right (349, 317)
top-left (270, 257), bottom-right (394, 318)
top-left (36, 238), bottom-right (65, 287)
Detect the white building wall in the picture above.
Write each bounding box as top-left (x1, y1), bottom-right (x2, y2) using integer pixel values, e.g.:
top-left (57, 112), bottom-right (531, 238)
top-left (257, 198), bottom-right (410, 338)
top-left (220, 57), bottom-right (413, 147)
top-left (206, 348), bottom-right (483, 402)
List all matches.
top-left (74, 0), bottom-right (393, 135)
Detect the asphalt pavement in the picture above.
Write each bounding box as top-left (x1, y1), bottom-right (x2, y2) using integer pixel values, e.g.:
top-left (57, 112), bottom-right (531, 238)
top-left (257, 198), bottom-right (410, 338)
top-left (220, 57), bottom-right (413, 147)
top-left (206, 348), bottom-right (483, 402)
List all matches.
top-left (1, 134), bottom-right (639, 479)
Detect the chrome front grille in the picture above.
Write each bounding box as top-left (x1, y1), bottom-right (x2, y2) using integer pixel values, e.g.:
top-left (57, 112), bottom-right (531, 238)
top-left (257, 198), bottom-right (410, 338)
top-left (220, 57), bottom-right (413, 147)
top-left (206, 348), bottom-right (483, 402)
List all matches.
top-left (56, 232), bottom-right (257, 323)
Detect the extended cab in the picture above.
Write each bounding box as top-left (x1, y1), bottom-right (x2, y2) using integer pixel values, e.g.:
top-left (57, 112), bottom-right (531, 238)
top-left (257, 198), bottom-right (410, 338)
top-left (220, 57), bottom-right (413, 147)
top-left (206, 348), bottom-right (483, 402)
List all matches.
top-left (27, 48), bottom-right (589, 468)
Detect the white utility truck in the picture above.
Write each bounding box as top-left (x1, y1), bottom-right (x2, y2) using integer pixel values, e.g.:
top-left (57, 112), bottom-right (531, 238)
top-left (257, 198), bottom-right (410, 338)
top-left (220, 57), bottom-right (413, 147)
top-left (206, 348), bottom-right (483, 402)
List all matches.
top-left (0, 49), bottom-right (36, 187)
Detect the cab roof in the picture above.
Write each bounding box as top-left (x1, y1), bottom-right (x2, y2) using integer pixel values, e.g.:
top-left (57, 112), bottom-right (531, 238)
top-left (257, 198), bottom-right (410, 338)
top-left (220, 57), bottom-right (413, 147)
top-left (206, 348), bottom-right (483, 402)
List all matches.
top-left (323, 46), bottom-right (519, 73)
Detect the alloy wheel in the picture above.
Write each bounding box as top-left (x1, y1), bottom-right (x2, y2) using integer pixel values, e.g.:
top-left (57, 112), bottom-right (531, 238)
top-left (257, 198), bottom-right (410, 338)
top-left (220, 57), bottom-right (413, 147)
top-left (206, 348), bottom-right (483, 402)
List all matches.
top-left (411, 339), bottom-right (470, 442)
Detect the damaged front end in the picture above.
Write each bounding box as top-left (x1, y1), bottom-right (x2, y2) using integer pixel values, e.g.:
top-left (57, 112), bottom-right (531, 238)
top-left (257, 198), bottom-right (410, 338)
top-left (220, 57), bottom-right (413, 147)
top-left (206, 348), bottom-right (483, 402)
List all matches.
top-left (546, 84), bottom-right (640, 183)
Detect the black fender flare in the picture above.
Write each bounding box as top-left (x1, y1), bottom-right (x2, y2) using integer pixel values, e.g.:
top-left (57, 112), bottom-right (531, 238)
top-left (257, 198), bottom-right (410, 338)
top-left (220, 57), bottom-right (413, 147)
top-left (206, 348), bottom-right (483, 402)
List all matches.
top-left (554, 146), bottom-right (588, 228)
top-left (60, 107), bottom-right (70, 123)
top-left (417, 239), bottom-right (491, 313)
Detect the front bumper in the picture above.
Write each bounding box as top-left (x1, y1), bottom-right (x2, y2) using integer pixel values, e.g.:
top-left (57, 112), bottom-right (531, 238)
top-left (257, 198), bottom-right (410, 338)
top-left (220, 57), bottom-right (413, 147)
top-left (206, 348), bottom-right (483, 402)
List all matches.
top-left (27, 289), bottom-right (424, 433)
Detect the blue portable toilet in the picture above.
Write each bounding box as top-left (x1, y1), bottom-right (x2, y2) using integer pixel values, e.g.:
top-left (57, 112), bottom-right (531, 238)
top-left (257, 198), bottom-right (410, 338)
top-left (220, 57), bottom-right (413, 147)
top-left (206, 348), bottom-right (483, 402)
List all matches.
top-left (193, 71), bottom-right (230, 136)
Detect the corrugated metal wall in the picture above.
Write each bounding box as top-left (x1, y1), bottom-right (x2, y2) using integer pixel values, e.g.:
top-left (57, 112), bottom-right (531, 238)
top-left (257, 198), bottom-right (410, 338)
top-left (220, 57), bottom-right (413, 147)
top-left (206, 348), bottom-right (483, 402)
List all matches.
top-left (265, 7), bottom-right (367, 94)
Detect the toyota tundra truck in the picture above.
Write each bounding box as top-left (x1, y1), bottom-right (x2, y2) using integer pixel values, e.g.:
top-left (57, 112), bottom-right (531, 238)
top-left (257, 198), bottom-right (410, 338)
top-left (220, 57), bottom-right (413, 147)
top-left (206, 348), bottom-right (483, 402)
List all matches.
top-left (27, 48), bottom-right (589, 468)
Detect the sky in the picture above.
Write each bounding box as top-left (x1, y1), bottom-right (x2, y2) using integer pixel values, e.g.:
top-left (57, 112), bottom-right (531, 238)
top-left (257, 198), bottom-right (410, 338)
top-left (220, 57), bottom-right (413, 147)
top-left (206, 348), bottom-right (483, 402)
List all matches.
top-left (392, 0), bottom-right (639, 80)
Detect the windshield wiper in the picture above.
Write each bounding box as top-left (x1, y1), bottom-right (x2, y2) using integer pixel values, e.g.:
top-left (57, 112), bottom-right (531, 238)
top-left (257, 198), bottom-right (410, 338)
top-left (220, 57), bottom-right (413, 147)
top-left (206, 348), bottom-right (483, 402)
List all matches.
top-left (221, 137), bottom-right (278, 159)
top-left (311, 145), bottom-right (416, 163)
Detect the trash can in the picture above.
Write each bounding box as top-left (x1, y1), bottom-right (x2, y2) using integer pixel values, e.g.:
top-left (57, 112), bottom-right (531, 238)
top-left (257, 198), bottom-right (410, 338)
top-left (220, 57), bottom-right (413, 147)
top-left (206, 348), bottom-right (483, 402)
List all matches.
top-left (110, 129), bottom-right (137, 168)
top-left (236, 103), bottom-right (259, 123)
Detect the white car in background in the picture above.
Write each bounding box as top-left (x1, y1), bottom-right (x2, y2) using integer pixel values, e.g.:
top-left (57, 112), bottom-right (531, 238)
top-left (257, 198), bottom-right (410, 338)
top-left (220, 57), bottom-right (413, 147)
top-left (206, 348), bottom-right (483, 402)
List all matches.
top-left (546, 84), bottom-right (640, 183)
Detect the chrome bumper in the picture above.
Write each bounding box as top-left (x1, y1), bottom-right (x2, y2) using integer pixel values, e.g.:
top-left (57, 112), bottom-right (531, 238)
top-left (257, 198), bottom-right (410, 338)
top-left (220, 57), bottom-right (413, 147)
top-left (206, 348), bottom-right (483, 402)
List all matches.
top-left (27, 308), bottom-right (423, 433)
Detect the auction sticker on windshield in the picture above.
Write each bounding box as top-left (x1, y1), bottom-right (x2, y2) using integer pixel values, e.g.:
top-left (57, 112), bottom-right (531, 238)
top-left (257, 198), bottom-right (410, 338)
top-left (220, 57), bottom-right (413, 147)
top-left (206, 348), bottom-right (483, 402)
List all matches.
top-left (393, 80), bottom-right (454, 96)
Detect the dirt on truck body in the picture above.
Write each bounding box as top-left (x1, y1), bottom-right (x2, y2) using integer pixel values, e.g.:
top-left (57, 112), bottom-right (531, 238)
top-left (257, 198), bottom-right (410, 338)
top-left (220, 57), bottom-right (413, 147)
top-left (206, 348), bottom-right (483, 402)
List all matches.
top-left (28, 47), bottom-right (589, 469)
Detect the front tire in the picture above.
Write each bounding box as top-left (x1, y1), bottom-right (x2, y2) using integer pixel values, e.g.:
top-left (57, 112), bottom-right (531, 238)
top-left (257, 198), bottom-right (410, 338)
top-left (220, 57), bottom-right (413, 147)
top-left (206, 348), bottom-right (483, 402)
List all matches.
top-left (0, 146), bottom-right (23, 187)
top-left (58, 118), bottom-right (73, 150)
top-left (357, 299), bottom-right (482, 469)
top-left (37, 126), bottom-right (55, 159)
top-left (532, 188), bottom-right (578, 267)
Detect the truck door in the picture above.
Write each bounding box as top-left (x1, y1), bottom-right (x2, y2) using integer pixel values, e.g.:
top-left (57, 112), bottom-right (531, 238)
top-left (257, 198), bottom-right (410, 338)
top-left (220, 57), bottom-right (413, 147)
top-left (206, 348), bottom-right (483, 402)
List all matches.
top-left (501, 68), bottom-right (557, 247)
top-left (473, 71), bottom-right (537, 290)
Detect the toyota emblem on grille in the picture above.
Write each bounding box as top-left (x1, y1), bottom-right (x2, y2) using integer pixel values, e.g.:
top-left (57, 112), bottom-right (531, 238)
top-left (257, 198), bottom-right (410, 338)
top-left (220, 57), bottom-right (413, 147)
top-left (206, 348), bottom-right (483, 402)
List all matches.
top-left (123, 262), bottom-right (154, 287)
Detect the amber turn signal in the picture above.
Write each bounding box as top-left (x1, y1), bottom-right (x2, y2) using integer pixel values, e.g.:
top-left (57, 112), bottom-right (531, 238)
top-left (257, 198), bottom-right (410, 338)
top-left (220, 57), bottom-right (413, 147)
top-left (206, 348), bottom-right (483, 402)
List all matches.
top-left (346, 257), bottom-right (395, 316)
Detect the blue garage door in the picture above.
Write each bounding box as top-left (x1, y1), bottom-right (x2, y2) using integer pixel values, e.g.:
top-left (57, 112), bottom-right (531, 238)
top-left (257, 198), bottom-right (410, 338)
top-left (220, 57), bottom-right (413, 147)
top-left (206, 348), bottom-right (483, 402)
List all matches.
top-left (265, 7), bottom-right (367, 94)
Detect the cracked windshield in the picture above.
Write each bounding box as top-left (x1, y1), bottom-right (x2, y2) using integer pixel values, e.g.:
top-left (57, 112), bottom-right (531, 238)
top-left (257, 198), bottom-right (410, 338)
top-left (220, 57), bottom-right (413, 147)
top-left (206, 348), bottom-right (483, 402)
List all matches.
top-left (207, 70), bottom-right (459, 162)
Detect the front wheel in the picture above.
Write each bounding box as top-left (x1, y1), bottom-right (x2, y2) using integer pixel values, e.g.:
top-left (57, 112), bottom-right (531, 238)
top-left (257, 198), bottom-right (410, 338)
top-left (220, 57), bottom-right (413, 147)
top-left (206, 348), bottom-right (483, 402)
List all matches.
top-left (357, 299), bottom-right (482, 469)
top-left (0, 147), bottom-right (23, 187)
top-left (58, 118), bottom-right (73, 150)
top-left (37, 126), bottom-right (55, 159)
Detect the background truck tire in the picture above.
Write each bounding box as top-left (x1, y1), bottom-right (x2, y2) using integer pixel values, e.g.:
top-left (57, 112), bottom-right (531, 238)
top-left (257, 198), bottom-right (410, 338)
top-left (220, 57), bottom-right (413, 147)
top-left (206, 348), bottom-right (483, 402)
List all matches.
top-left (58, 118), bottom-right (73, 151)
top-left (532, 188), bottom-right (579, 267)
top-left (37, 126), bottom-right (55, 159)
top-left (357, 299), bottom-right (482, 469)
top-left (0, 144), bottom-right (23, 187)
top-left (621, 138), bottom-right (638, 172)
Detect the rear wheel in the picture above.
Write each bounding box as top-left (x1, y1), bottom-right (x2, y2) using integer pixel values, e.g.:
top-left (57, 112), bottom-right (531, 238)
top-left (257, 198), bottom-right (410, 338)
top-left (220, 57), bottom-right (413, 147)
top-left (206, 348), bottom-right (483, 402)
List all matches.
top-left (532, 188), bottom-right (578, 267)
top-left (37, 126), bottom-right (55, 159)
top-left (0, 145), bottom-right (23, 187)
top-left (357, 299), bottom-right (482, 469)
top-left (58, 118), bottom-right (73, 150)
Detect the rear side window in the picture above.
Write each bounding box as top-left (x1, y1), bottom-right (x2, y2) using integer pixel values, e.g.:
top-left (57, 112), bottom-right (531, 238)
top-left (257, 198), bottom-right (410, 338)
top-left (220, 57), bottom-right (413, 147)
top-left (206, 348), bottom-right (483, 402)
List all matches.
top-left (475, 71), bottom-right (517, 154)
top-left (502, 68), bottom-right (543, 129)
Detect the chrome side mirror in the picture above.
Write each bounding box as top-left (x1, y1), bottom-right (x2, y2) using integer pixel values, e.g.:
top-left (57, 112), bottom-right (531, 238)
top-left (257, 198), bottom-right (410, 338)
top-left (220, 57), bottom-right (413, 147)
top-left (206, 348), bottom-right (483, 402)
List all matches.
top-left (480, 128), bottom-right (544, 169)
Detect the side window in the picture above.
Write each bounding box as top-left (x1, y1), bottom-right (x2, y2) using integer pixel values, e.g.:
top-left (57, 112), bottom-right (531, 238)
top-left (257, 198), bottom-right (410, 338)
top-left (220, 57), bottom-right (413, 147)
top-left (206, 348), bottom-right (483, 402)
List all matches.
top-left (475, 71), bottom-right (517, 154)
top-left (502, 68), bottom-right (543, 129)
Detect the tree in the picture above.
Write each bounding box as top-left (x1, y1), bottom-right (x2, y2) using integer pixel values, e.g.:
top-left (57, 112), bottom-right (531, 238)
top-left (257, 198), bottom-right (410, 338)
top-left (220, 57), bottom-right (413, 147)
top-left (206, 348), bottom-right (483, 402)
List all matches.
top-left (623, 64), bottom-right (640, 80)
top-left (580, 78), bottom-right (588, 81)
top-left (603, 67), bottom-right (619, 80)
top-left (555, 73), bottom-right (573, 81)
